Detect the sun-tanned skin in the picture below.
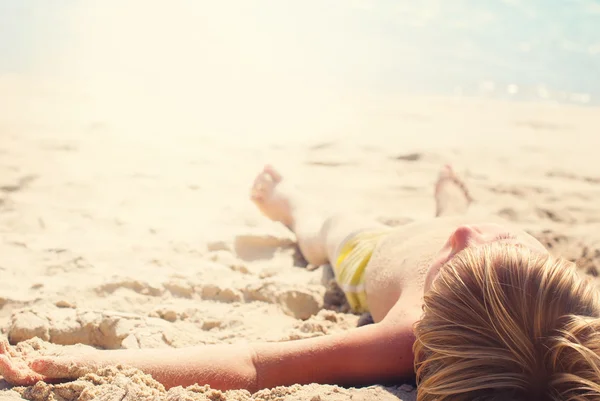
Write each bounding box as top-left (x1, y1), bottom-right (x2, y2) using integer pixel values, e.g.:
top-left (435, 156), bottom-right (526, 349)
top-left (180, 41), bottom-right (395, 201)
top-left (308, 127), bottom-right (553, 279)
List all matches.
top-left (0, 165), bottom-right (548, 391)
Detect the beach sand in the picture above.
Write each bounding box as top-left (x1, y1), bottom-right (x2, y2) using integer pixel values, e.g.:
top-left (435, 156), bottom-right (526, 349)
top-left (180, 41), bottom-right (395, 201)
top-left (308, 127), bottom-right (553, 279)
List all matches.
top-left (1, 79), bottom-right (600, 400)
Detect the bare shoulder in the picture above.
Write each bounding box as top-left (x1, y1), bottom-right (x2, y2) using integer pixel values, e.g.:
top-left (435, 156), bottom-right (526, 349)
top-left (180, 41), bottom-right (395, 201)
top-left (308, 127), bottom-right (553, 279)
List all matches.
top-left (366, 216), bottom-right (500, 322)
top-left (372, 214), bottom-right (510, 267)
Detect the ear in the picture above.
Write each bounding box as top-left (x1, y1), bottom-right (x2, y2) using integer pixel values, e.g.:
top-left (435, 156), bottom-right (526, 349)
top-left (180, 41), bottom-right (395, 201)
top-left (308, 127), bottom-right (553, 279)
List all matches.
top-left (450, 225), bottom-right (478, 252)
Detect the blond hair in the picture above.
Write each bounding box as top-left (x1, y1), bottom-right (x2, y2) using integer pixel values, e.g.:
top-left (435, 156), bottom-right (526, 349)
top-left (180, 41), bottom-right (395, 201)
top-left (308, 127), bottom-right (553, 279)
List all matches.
top-left (414, 242), bottom-right (600, 401)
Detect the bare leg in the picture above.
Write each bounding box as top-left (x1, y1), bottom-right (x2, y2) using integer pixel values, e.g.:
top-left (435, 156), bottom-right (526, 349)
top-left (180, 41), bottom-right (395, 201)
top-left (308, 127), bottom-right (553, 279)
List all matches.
top-left (250, 165), bottom-right (385, 266)
top-left (250, 164), bottom-right (472, 265)
top-left (434, 165), bottom-right (473, 217)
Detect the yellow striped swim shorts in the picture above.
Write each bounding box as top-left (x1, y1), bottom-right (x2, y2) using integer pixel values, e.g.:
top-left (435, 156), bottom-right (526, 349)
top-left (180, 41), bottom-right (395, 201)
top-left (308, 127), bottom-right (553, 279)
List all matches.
top-left (334, 229), bottom-right (391, 313)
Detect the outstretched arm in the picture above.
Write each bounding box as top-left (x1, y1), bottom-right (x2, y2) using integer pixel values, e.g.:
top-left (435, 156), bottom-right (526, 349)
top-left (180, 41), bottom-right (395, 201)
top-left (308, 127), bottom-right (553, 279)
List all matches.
top-left (253, 320), bottom-right (414, 389)
top-left (1, 321), bottom-right (414, 391)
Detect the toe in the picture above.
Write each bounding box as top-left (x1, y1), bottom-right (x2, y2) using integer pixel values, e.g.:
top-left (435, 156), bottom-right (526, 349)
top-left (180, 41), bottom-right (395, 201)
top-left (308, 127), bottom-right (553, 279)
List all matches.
top-left (250, 180), bottom-right (267, 202)
top-left (250, 170), bottom-right (278, 202)
top-left (263, 165), bottom-right (282, 182)
top-left (250, 189), bottom-right (264, 202)
top-left (438, 164), bottom-right (454, 179)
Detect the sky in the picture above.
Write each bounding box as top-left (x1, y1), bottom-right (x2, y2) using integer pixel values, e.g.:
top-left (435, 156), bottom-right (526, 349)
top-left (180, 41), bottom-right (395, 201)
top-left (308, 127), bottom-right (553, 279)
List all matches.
top-left (1, 1), bottom-right (599, 137)
top-left (0, 1), bottom-right (75, 73)
top-left (3, 0), bottom-right (599, 88)
top-left (1, 1), bottom-right (397, 137)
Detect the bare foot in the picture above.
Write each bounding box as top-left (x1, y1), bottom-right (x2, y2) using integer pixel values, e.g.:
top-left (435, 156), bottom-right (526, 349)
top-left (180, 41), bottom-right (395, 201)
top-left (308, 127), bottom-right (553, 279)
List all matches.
top-left (434, 165), bottom-right (473, 217)
top-left (250, 165), bottom-right (297, 229)
top-left (250, 165), bottom-right (332, 265)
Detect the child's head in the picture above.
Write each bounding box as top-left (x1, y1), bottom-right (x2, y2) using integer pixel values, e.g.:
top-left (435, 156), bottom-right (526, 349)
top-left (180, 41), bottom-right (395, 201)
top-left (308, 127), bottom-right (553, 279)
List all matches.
top-left (414, 242), bottom-right (600, 400)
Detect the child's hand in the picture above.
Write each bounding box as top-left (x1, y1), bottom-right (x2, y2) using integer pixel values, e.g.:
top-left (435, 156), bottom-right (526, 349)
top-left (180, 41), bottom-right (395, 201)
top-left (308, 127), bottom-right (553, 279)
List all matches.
top-left (0, 338), bottom-right (48, 385)
top-left (0, 337), bottom-right (95, 385)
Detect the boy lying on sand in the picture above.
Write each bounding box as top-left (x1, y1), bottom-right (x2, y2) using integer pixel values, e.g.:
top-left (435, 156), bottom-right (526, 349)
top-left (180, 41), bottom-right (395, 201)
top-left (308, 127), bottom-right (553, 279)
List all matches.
top-left (1, 165), bottom-right (600, 400)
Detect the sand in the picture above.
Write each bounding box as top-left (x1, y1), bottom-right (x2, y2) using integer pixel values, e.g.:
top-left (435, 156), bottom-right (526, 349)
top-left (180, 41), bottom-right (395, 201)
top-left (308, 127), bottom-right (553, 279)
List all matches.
top-left (1, 78), bottom-right (600, 400)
